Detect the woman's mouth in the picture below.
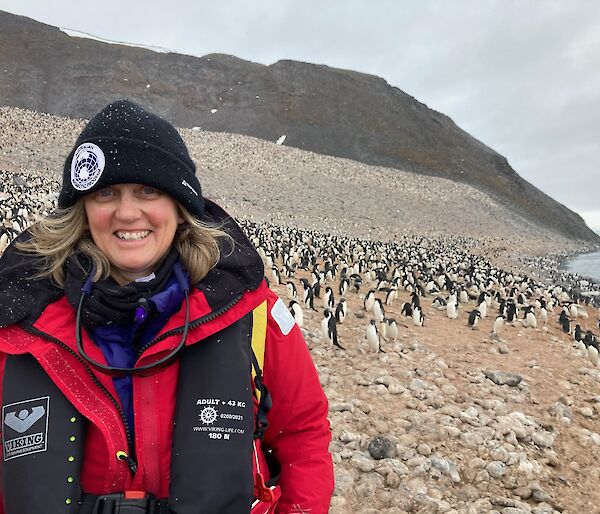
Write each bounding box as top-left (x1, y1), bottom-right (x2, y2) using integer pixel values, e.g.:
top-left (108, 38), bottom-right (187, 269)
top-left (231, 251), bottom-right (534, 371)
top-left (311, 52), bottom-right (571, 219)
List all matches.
top-left (115, 230), bottom-right (151, 241)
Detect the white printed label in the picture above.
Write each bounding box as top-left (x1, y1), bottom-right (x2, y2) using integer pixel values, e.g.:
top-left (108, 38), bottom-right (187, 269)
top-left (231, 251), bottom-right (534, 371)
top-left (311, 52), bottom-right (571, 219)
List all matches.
top-left (271, 298), bottom-right (295, 336)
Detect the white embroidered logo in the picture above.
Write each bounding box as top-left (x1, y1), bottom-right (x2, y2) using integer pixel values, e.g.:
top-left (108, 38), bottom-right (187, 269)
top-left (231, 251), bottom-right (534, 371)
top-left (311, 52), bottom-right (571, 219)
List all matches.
top-left (70, 142), bottom-right (106, 191)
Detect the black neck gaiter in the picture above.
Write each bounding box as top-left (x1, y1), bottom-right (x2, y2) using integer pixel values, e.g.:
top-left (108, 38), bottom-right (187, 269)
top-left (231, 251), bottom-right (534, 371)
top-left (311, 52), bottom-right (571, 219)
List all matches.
top-left (64, 247), bottom-right (180, 328)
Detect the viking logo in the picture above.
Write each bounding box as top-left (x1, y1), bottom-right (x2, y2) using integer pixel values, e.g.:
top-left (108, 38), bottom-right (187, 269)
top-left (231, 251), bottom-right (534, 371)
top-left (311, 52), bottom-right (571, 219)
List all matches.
top-left (2, 396), bottom-right (50, 461)
top-left (4, 406), bottom-right (45, 433)
top-left (70, 142), bottom-right (106, 191)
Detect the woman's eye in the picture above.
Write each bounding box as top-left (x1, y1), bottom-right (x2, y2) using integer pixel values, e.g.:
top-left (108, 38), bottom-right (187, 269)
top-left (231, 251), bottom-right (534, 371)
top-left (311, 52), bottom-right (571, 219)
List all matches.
top-left (141, 187), bottom-right (159, 196)
top-left (97, 188), bottom-right (114, 198)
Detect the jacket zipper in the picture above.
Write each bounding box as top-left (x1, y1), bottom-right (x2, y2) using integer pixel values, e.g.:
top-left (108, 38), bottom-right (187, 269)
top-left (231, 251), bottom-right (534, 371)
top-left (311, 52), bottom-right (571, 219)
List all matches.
top-left (136, 293), bottom-right (243, 357)
top-left (18, 323), bottom-right (137, 474)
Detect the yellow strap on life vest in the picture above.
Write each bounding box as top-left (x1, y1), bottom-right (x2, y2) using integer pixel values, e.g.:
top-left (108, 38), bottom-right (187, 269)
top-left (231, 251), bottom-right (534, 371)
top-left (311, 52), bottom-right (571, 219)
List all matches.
top-left (251, 300), bottom-right (268, 400)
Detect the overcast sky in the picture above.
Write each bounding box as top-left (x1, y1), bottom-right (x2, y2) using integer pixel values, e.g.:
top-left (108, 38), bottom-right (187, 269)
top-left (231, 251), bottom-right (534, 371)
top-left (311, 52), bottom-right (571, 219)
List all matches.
top-left (2, 1), bottom-right (599, 231)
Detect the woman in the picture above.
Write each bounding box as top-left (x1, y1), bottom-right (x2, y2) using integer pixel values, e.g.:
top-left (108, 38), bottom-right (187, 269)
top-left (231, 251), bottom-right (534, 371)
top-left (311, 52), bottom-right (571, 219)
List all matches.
top-left (0, 100), bottom-right (333, 513)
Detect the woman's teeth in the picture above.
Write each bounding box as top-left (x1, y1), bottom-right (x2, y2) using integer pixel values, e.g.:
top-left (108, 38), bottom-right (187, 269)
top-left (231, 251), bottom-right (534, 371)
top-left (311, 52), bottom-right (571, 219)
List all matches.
top-left (115, 230), bottom-right (150, 240)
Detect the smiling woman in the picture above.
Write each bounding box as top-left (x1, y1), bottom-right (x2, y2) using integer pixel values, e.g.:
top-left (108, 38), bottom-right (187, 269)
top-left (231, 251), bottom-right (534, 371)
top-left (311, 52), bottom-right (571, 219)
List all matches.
top-left (82, 184), bottom-right (184, 286)
top-left (0, 100), bottom-right (333, 514)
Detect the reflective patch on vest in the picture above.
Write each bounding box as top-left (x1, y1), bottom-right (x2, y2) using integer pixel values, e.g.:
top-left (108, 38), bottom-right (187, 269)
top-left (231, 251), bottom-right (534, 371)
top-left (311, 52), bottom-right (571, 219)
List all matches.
top-left (271, 298), bottom-right (295, 336)
top-left (2, 396), bottom-right (49, 461)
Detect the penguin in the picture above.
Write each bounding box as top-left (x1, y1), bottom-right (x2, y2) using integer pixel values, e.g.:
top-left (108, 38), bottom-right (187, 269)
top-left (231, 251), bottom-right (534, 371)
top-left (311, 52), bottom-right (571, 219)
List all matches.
top-left (491, 315), bottom-right (505, 337)
top-left (523, 306), bottom-right (537, 329)
top-left (401, 302), bottom-right (413, 317)
top-left (364, 290), bottom-right (376, 312)
top-left (476, 301), bottom-right (487, 319)
top-left (285, 281), bottom-right (297, 300)
top-left (288, 300), bottom-right (304, 327)
top-left (304, 287), bottom-right (316, 311)
top-left (373, 298), bottom-right (385, 323)
top-left (569, 303), bottom-right (579, 319)
top-left (468, 309), bottom-right (482, 329)
top-left (386, 318), bottom-right (399, 342)
top-left (412, 306), bottom-right (424, 327)
top-left (411, 291), bottom-right (421, 309)
top-left (432, 296), bottom-right (447, 311)
top-left (559, 311), bottom-right (571, 334)
top-left (324, 286), bottom-right (335, 309)
top-left (539, 306), bottom-right (548, 325)
top-left (339, 278), bottom-right (349, 297)
top-left (446, 300), bottom-right (458, 320)
top-left (574, 324), bottom-right (582, 343)
top-left (584, 330), bottom-right (598, 350)
top-left (378, 318), bottom-right (388, 341)
top-left (385, 288), bottom-right (397, 306)
top-left (270, 267), bottom-right (281, 285)
top-left (335, 300), bottom-right (346, 324)
top-left (588, 344), bottom-right (599, 367)
top-left (312, 281), bottom-right (321, 300)
top-left (321, 309), bottom-right (344, 350)
top-left (506, 301), bottom-right (518, 323)
top-left (366, 319), bottom-right (380, 353)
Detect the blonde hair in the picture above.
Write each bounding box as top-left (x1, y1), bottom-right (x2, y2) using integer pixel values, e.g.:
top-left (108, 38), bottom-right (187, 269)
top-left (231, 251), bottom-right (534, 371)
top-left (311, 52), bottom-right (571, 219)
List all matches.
top-left (17, 201), bottom-right (232, 287)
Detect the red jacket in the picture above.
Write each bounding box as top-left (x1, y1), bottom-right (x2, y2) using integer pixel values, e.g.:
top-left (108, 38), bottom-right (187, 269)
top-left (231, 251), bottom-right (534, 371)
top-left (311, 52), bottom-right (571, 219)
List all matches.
top-left (0, 284), bottom-right (333, 513)
top-left (0, 201), bottom-right (333, 513)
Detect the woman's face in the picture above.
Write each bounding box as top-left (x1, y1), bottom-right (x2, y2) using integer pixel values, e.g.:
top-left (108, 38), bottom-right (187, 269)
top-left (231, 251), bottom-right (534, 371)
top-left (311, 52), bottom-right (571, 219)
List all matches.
top-left (83, 183), bottom-right (183, 285)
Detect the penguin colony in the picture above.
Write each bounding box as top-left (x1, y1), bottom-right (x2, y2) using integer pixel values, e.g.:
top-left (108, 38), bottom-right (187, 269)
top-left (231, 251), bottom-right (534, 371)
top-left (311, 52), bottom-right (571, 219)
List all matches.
top-left (239, 215), bottom-right (600, 362)
top-left (1, 164), bottom-right (600, 358)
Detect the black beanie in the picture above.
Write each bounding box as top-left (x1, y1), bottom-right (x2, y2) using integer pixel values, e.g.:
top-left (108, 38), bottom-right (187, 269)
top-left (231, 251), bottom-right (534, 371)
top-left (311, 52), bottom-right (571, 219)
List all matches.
top-left (59, 99), bottom-right (205, 218)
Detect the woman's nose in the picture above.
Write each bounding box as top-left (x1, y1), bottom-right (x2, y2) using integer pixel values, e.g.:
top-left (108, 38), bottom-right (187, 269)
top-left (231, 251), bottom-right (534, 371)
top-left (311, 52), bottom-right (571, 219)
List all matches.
top-left (114, 197), bottom-right (142, 221)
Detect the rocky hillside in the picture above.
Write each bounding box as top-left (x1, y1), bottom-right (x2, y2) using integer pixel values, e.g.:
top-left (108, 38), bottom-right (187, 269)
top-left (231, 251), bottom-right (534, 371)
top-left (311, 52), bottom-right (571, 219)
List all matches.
top-left (0, 10), bottom-right (597, 243)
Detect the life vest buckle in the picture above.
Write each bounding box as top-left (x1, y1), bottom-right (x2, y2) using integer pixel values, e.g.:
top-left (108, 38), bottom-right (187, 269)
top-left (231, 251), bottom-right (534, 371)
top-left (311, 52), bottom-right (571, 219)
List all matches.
top-left (82, 491), bottom-right (169, 514)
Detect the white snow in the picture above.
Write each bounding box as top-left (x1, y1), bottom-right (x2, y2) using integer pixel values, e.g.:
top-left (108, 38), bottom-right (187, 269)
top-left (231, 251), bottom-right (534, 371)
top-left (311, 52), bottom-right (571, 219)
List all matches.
top-left (60, 28), bottom-right (171, 54)
top-left (211, 109), bottom-right (218, 114)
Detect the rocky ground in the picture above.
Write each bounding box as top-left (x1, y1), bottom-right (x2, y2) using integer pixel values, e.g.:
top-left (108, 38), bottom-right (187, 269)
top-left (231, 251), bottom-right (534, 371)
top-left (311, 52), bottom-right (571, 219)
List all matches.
top-left (267, 266), bottom-right (600, 514)
top-left (2, 106), bottom-right (600, 513)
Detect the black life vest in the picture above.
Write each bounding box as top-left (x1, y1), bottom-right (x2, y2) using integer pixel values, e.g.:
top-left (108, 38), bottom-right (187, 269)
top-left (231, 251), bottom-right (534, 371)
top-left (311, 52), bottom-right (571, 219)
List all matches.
top-left (1, 309), bottom-right (263, 514)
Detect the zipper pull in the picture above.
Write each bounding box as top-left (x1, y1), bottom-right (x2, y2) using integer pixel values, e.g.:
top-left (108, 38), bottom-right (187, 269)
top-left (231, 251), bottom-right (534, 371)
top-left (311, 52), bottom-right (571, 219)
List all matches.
top-left (116, 450), bottom-right (138, 474)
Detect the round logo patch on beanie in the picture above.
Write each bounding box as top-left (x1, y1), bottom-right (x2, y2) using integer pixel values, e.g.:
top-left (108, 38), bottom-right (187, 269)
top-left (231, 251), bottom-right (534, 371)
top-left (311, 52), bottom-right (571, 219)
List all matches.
top-left (70, 143), bottom-right (106, 191)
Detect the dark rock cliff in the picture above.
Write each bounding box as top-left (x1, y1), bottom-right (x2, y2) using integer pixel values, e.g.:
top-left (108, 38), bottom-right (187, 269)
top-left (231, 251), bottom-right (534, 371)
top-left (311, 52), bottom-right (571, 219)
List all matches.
top-left (1, 10), bottom-right (597, 242)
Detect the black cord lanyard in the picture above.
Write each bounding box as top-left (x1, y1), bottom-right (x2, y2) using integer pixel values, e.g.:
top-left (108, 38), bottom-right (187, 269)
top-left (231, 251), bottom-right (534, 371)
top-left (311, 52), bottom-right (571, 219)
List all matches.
top-left (75, 266), bottom-right (190, 377)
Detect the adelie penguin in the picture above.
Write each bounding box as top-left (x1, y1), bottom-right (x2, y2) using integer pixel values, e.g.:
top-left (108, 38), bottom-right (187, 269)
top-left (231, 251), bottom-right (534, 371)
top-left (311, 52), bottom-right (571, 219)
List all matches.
top-left (366, 319), bottom-right (381, 353)
top-left (373, 298), bottom-right (385, 323)
top-left (386, 318), bottom-right (399, 342)
top-left (432, 296), bottom-right (447, 311)
top-left (446, 299), bottom-right (458, 320)
top-left (411, 291), bottom-right (421, 309)
top-left (364, 290), bottom-right (376, 312)
top-left (468, 309), bottom-right (482, 329)
top-left (324, 286), bottom-right (335, 309)
top-left (491, 315), bottom-right (504, 337)
top-left (321, 309), bottom-right (344, 350)
top-left (412, 306), bottom-right (425, 327)
top-left (288, 300), bottom-right (304, 327)
top-left (335, 299), bottom-right (347, 324)
top-left (285, 281), bottom-right (297, 300)
top-left (559, 311), bottom-right (571, 334)
top-left (522, 306), bottom-right (537, 329)
top-left (401, 302), bottom-right (413, 317)
top-left (338, 278), bottom-right (349, 296)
